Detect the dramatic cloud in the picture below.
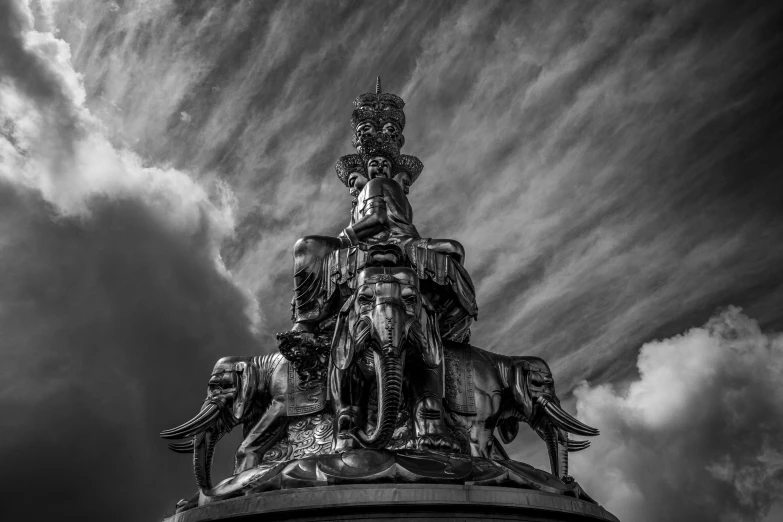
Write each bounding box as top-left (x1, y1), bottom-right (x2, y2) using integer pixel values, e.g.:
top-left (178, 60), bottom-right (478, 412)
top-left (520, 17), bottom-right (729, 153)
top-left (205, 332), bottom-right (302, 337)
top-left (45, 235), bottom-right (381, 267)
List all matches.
top-left (0, 1), bottom-right (259, 519)
top-left (572, 308), bottom-right (783, 522)
top-left (1, 0), bottom-right (782, 520)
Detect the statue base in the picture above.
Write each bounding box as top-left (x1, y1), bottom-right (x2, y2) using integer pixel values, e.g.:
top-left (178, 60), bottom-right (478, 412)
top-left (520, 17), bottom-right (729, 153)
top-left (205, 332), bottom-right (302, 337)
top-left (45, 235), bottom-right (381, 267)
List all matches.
top-left (162, 484), bottom-right (618, 521)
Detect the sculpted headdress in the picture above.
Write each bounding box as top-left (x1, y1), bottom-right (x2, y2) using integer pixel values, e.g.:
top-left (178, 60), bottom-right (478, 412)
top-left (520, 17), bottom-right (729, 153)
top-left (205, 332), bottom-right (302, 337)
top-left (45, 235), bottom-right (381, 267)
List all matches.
top-left (350, 76), bottom-right (407, 132)
top-left (336, 77), bottom-right (423, 188)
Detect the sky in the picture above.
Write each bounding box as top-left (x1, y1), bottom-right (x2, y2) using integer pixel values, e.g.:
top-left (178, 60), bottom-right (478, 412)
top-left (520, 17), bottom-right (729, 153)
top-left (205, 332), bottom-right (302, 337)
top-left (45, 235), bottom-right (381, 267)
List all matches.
top-left (1, 0), bottom-right (782, 520)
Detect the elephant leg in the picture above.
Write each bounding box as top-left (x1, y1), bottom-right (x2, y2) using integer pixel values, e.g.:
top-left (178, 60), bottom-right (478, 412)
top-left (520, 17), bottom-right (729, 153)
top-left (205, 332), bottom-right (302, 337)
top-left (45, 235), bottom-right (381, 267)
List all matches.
top-left (332, 364), bottom-right (365, 452)
top-left (235, 400), bottom-right (286, 474)
top-left (408, 361), bottom-right (459, 453)
top-left (470, 423), bottom-right (495, 459)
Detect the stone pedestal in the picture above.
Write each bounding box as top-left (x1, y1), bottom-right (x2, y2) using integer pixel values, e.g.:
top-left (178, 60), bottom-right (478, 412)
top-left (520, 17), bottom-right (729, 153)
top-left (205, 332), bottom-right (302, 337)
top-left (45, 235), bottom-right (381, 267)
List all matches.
top-left (162, 484), bottom-right (619, 522)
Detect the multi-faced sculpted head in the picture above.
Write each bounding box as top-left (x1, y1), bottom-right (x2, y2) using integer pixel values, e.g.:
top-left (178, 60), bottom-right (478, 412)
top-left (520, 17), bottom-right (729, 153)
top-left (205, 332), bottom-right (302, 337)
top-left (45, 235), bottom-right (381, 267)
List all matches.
top-left (366, 155), bottom-right (394, 180)
top-left (393, 170), bottom-right (412, 194)
top-left (393, 155), bottom-right (423, 194)
top-left (336, 154), bottom-right (368, 196)
top-left (352, 118), bottom-right (404, 149)
top-left (355, 120), bottom-right (377, 140)
top-left (351, 78), bottom-right (406, 150)
top-left (348, 171), bottom-right (368, 196)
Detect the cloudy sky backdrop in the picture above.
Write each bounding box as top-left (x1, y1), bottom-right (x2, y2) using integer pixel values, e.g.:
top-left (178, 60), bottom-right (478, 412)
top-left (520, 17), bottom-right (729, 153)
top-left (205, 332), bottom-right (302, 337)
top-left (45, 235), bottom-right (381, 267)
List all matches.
top-left (1, 1), bottom-right (782, 520)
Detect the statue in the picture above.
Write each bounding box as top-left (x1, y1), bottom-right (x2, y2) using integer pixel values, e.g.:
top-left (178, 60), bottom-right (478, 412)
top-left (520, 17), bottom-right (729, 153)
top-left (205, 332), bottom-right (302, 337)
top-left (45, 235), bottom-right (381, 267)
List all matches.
top-left (329, 257), bottom-right (458, 453)
top-left (159, 78), bottom-right (613, 521)
top-left (291, 78), bottom-right (477, 343)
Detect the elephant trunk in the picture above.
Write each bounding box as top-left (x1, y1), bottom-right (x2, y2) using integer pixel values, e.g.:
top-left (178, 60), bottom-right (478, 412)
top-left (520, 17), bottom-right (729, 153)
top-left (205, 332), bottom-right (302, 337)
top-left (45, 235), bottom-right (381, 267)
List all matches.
top-left (542, 423), bottom-right (570, 480)
top-left (354, 349), bottom-right (403, 448)
top-left (352, 291), bottom-right (407, 449)
top-left (543, 424), bottom-right (559, 478)
top-left (193, 428), bottom-right (217, 491)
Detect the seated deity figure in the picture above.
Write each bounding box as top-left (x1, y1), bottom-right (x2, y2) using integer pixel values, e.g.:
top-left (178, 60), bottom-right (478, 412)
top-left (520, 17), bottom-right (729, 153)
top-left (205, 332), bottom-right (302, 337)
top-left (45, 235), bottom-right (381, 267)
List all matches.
top-left (291, 145), bottom-right (477, 341)
top-left (290, 79), bottom-right (477, 342)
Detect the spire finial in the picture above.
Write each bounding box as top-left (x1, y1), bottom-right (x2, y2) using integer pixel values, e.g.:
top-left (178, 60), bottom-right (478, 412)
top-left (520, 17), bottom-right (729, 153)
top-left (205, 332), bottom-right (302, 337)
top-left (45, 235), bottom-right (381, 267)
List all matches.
top-left (376, 76), bottom-right (382, 95)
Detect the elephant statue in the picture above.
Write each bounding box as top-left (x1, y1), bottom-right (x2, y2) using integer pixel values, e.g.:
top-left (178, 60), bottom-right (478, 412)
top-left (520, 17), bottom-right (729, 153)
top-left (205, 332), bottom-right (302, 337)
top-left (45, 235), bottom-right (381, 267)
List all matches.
top-left (330, 264), bottom-right (459, 453)
top-left (443, 341), bottom-right (598, 480)
top-left (160, 352), bottom-right (327, 494)
top-left (161, 265), bottom-right (599, 500)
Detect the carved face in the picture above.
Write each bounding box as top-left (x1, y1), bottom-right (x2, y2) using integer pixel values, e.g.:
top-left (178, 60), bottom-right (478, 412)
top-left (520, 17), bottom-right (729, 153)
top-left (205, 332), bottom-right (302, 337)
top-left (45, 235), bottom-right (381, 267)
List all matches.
top-left (207, 370), bottom-right (240, 408)
top-left (512, 357), bottom-right (556, 422)
top-left (354, 268), bottom-right (420, 356)
top-left (393, 171), bottom-right (412, 194)
top-left (348, 171), bottom-right (368, 196)
top-left (367, 156), bottom-right (393, 179)
top-left (161, 358), bottom-right (259, 442)
top-left (382, 122), bottom-right (400, 138)
top-left (526, 365), bottom-right (556, 401)
top-left (355, 121), bottom-right (376, 139)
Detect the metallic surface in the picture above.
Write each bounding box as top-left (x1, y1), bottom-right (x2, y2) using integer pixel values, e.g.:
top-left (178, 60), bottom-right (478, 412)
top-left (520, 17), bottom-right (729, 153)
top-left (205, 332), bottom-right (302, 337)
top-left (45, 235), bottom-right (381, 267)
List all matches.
top-left (160, 78), bottom-right (613, 520)
top-left (163, 484), bottom-right (618, 522)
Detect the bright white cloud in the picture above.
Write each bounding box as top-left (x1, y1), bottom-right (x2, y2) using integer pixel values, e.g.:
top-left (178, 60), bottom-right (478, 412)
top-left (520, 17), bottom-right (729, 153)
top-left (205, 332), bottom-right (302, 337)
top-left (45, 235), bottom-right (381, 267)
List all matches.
top-left (572, 307), bottom-right (783, 522)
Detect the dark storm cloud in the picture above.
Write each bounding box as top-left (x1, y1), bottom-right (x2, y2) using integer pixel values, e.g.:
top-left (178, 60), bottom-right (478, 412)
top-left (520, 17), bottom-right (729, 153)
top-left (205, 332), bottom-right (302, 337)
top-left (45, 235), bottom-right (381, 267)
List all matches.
top-left (0, 183), bottom-right (258, 520)
top-left (2, 0), bottom-right (782, 520)
top-left (0, 2), bottom-right (259, 520)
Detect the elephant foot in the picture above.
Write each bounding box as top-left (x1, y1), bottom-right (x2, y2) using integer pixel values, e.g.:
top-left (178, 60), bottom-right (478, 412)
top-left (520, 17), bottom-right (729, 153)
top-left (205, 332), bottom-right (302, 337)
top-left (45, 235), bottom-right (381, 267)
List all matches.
top-left (175, 492), bottom-right (199, 513)
top-left (335, 409), bottom-right (360, 452)
top-left (335, 436), bottom-right (360, 452)
top-left (234, 451), bottom-right (259, 475)
top-left (416, 434), bottom-right (461, 454)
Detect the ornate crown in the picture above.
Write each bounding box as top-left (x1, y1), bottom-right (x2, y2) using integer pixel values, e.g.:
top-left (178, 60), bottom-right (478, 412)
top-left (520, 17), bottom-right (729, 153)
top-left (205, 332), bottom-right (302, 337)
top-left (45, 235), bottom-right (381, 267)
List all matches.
top-left (353, 132), bottom-right (400, 160)
top-left (394, 154), bottom-right (424, 184)
top-left (335, 78), bottom-right (423, 188)
top-left (335, 154), bottom-right (365, 187)
top-left (350, 77), bottom-right (407, 133)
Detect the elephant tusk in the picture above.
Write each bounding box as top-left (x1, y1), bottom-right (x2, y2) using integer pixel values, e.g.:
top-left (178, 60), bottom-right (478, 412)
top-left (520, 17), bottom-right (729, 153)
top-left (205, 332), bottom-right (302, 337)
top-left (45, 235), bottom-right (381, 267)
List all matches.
top-left (567, 439), bottom-right (591, 452)
top-left (538, 397), bottom-right (600, 437)
top-left (160, 402), bottom-right (221, 439)
top-left (167, 439), bottom-right (195, 453)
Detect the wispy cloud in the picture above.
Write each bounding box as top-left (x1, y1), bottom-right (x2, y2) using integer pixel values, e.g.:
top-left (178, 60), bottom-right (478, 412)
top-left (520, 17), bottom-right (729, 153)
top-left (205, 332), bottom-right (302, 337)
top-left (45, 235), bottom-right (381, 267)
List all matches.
top-left (1, 0), bottom-right (782, 519)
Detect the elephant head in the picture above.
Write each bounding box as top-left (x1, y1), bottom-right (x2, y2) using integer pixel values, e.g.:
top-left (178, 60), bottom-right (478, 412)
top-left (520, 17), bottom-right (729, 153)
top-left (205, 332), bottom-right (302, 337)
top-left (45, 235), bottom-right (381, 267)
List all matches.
top-left (502, 357), bottom-right (598, 480)
top-left (332, 266), bottom-right (438, 449)
top-left (160, 357), bottom-right (259, 491)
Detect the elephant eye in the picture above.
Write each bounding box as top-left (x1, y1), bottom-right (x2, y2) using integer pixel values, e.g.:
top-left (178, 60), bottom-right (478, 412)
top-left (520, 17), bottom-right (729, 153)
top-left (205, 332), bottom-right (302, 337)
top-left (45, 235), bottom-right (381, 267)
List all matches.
top-left (358, 289), bottom-right (374, 305)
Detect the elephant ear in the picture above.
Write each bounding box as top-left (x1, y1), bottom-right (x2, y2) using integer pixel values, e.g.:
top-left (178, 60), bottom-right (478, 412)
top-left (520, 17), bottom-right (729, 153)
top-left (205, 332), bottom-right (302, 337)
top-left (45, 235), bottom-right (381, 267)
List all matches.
top-left (232, 361), bottom-right (258, 420)
top-left (512, 360), bottom-right (534, 420)
top-left (331, 295), bottom-right (357, 371)
top-left (497, 418), bottom-right (520, 444)
top-left (417, 295), bottom-right (443, 368)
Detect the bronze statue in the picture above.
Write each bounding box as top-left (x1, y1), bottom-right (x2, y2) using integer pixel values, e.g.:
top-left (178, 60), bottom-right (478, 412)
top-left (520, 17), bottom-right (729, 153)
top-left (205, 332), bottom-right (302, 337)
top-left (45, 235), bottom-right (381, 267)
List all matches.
top-left (160, 78), bottom-right (603, 514)
top-left (441, 343), bottom-right (597, 478)
top-left (330, 257), bottom-right (458, 453)
top-left (291, 79), bottom-right (477, 343)
top-left (160, 353), bottom-right (329, 478)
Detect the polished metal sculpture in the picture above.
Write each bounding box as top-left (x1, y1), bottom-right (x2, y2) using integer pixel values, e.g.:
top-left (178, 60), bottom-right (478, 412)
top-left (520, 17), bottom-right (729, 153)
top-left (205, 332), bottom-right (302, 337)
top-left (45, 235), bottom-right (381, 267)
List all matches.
top-left (160, 78), bottom-right (601, 515)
